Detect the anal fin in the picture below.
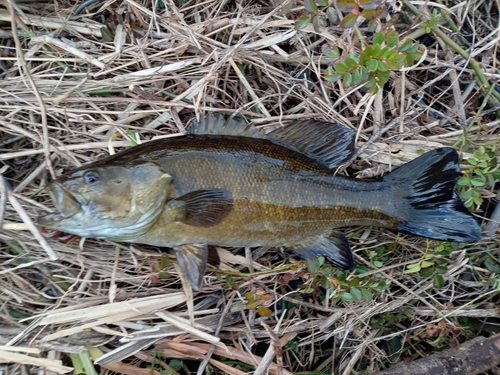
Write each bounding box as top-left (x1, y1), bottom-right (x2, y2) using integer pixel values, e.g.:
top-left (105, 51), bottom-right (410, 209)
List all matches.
top-left (174, 243), bottom-right (208, 290)
top-left (289, 231), bottom-right (354, 270)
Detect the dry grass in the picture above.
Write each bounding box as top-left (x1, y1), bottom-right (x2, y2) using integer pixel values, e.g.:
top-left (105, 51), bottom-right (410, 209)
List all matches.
top-left (0, 0), bottom-right (499, 374)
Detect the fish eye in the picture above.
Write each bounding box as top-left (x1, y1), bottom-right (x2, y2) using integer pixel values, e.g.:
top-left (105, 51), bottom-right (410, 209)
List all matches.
top-left (84, 171), bottom-right (100, 184)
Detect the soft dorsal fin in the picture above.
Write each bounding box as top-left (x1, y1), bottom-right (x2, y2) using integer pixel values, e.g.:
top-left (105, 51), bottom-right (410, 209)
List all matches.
top-left (187, 114), bottom-right (266, 138)
top-left (266, 120), bottom-right (356, 169)
top-left (188, 115), bottom-right (356, 169)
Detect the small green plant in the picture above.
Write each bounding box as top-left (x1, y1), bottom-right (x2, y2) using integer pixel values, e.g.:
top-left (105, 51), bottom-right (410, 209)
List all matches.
top-left (332, 269), bottom-right (390, 302)
top-left (422, 10), bottom-right (441, 33)
top-left (301, 259), bottom-right (391, 302)
top-left (457, 145), bottom-right (500, 210)
top-left (404, 242), bottom-right (458, 288)
top-left (366, 244), bottom-right (392, 267)
top-left (295, 0), bottom-right (388, 31)
top-left (324, 30), bottom-right (422, 93)
top-left (245, 289), bottom-right (273, 317)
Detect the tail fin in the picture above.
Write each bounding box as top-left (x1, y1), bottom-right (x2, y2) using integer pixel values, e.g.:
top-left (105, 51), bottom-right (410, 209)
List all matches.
top-left (386, 147), bottom-right (481, 242)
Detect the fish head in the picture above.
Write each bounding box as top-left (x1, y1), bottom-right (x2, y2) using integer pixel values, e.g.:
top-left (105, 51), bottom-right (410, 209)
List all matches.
top-left (37, 162), bottom-right (173, 239)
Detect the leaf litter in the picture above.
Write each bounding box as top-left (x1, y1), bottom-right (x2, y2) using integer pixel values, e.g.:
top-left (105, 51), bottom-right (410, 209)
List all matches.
top-left (0, 0), bottom-right (499, 373)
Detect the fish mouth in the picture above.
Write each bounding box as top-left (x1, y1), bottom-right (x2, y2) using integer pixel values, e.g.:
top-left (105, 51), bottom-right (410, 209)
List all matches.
top-left (37, 182), bottom-right (82, 226)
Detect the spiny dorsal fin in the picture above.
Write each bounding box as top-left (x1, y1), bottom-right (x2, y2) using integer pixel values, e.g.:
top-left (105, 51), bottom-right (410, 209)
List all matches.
top-left (187, 114), bottom-right (266, 138)
top-left (266, 120), bottom-right (356, 169)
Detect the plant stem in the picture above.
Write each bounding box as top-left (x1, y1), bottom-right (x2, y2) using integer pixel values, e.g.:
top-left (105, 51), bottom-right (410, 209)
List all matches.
top-left (403, 0), bottom-right (500, 106)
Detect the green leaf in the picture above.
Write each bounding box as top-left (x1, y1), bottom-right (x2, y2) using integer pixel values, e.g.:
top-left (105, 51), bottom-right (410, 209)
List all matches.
top-left (391, 53), bottom-right (407, 64)
top-left (484, 257), bottom-right (500, 274)
top-left (470, 177), bottom-right (485, 186)
top-left (327, 7), bottom-right (337, 23)
top-left (407, 43), bottom-right (419, 53)
top-left (360, 8), bottom-right (376, 19)
top-left (420, 267), bottom-right (434, 277)
top-left (457, 176), bottom-right (470, 186)
top-left (386, 49), bottom-right (398, 60)
top-left (345, 57), bottom-right (358, 68)
top-left (377, 60), bottom-right (388, 72)
top-left (398, 39), bottom-right (413, 52)
top-left (359, 0), bottom-right (382, 10)
top-left (360, 48), bottom-right (371, 64)
top-left (433, 274), bottom-right (445, 288)
top-left (305, 257), bottom-right (320, 273)
top-left (304, 0), bottom-right (318, 13)
top-left (257, 306), bottom-right (272, 317)
top-left (325, 73), bottom-right (342, 82)
top-left (365, 77), bottom-right (377, 89)
top-left (435, 265), bottom-right (448, 274)
top-left (380, 46), bottom-right (391, 58)
top-left (295, 15), bottom-right (311, 30)
top-left (350, 277), bottom-right (360, 287)
top-left (322, 44), bottom-right (340, 58)
top-left (405, 263), bottom-right (421, 274)
top-left (387, 30), bottom-right (399, 47)
top-left (471, 195), bottom-right (483, 205)
top-left (352, 68), bottom-right (361, 84)
top-left (169, 359), bottom-right (183, 371)
top-left (341, 292), bottom-right (354, 301)
top-left (420, 260), bottom-right (434, 268)
top-left (361, 288), bottom-right (373, 301)
top-left (312, 15), bottom-right (322, 32)
top-left (373, 32), bottom-right (384, 45)
top-left (317, 0), bottom-right (328, 6)
top-left (337, 0), bottom-right (356, 12)
top-left (350, 287), bottom-right (363, 300)
top-left (409, 51), bottom-right (423, 62)
top-left (360, 66), bottom-right (369, 80)
top-left (343, 72), bottom-right (353, 86)
top-left (377, 69), bottom-right (390, 82)
top-left (386, 59), bottom-right (400, 70)
top-left (347, 52), bottom-right (360, 63)
top-left (471, 188), bottom-right (481, 197)
top-left (367, 59), bottom-right (378, 72)
top-left (335, 61), bottom-right (348, 73)
top-left (341, 13), bottom-right (358, 28)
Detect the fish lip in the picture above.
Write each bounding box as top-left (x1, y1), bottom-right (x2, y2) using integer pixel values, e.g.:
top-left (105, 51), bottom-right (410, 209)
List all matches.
top-left (47, 182), bottom-right (82, 219)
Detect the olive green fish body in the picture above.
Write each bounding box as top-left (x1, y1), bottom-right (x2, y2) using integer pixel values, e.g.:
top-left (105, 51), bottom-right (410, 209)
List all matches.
top-left (129, 136), bottom-right (396, 248)
top-left (37, 115), bottom-right (482, 289)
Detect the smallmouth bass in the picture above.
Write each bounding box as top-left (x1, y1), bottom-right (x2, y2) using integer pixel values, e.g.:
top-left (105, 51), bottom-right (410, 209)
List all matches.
top-left (37, 115), bottom-right (482, 289)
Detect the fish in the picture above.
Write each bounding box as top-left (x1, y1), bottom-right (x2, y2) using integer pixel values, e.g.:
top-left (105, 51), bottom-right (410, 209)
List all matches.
top-left (37, 115), bottom-right (482, 289)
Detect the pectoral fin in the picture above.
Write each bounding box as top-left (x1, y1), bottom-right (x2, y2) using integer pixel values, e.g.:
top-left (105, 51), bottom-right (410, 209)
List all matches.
top-left (168, 188), bottom-right (234, 227)
top-left (289, 230), bottom-right (354, 270)
top-left (174, 243), bottom-right (208, 290)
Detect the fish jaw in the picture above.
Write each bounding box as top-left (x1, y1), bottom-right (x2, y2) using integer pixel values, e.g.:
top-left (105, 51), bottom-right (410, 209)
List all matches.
top-left (49, 181), bottom-right (82, 218)
top-left (37, 182), bottom-right (82, 229)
